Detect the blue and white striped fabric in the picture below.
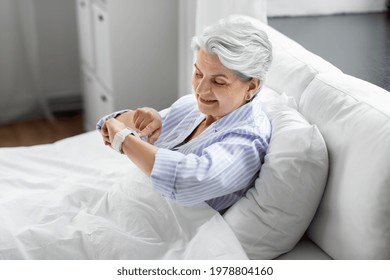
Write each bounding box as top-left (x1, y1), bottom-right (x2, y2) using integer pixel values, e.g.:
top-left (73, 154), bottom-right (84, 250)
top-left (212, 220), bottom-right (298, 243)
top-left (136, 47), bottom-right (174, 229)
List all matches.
top-left (97, 94), bottom-right (271, 211)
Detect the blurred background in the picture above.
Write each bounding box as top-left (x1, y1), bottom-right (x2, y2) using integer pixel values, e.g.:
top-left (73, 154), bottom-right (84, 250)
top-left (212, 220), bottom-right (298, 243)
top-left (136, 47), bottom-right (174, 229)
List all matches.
top-left (0, 0), bottom-right (389, 146)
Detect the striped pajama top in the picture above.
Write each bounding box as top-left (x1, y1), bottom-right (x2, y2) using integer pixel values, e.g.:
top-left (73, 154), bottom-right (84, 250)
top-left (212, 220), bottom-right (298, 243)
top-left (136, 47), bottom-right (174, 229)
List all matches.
top-left (97, 94), bottom-right (271, 211)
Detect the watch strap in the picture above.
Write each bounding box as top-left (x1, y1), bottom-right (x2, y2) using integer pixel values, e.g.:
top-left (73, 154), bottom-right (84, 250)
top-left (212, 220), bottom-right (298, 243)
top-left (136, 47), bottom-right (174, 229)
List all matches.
top-left (111, 127), bottom-right (140, 153)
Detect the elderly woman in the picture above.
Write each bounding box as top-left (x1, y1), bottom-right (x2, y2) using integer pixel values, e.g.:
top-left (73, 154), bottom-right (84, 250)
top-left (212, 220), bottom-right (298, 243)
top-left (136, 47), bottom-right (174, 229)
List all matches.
top-left (97, 16), bottom-right (273, 212)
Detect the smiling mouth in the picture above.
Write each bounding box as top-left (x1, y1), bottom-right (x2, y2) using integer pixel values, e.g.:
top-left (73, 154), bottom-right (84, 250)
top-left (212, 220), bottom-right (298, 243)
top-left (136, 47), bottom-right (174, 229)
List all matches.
top-left (199, 96), bottom-right (217, 104)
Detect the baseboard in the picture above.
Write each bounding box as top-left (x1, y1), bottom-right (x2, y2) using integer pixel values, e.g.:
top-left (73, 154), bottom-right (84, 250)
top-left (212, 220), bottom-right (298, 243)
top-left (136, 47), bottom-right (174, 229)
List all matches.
top-left (0, 92), bottom-right (83, 124)
top-left (48, 93), bottom-right (83, 115)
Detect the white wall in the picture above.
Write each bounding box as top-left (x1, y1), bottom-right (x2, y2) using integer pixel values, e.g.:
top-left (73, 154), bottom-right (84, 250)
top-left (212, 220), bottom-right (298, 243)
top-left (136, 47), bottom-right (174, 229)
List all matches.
top-left (268, 0), bottom-right (387, 17)
top-left (178, 0), bottom-right (197, 97)
top-left (34, 0), bottom-right (80, 99)
top-left (0, 0), bottom-right (80, 123)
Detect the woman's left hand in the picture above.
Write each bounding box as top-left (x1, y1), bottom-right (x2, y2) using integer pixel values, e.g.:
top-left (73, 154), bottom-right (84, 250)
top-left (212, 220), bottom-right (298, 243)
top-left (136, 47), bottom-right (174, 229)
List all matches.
top-left (102, 118), bottom-right (126, 146)
top-left (103, 116), bottom-right (159, 176)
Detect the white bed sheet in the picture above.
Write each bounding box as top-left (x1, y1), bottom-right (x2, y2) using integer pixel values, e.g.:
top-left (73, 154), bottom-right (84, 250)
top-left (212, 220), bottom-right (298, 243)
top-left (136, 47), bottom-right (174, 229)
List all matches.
top-left (0, 131), bottom-right (247, 260)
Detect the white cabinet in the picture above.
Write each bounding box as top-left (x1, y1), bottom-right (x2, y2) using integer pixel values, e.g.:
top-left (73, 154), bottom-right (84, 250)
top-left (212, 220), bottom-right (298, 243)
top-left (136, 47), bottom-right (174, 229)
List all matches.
top-left (76, 0), bottom-right (178, 131)
top-left (91, 4), bottom-right (112, 90)
top-left (94, 76), bottom-right (113, 117)
top-left (81, 68), bottom-right (96, 127)
top-left (82, 67), bottom-right (113, 130)
top-left (76, 0), bottom-right (94, 69)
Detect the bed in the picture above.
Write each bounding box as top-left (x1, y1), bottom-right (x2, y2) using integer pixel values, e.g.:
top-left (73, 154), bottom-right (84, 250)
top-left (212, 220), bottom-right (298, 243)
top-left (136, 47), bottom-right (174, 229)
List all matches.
top-left (0, 130), bottom-right (247, 259)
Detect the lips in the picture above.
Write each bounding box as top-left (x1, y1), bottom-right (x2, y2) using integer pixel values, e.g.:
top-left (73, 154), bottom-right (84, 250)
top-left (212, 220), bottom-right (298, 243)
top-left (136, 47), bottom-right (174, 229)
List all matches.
top-left (198, 96), bottom-right (217, 104)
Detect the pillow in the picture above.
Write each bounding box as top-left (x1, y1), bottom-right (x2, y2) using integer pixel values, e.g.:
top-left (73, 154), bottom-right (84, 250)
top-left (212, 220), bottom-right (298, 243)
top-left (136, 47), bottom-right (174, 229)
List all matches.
top-left (256, 21), bottom-right (341, 105)
top-left (301, 73), bottom-right (390, 259)
top-left (224, 89), bottom-right (329, 259)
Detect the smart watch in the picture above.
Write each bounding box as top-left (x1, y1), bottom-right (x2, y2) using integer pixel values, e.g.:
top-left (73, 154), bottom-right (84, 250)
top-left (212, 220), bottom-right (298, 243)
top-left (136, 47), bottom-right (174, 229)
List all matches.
top-left (111, 127), bottom-right (140, 154)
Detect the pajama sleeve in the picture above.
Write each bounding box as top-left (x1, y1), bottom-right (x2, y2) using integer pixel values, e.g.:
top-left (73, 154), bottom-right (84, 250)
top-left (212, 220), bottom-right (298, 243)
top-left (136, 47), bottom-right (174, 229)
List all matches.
top-left (150, 132), bottom-right (267, 207)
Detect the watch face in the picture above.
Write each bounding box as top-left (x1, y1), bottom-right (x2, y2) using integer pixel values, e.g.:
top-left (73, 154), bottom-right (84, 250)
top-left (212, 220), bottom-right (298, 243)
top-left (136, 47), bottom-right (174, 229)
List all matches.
top-left (126, 127), bottom-right (141, 140)
top-left (112, 128), bottom-right (139, 153)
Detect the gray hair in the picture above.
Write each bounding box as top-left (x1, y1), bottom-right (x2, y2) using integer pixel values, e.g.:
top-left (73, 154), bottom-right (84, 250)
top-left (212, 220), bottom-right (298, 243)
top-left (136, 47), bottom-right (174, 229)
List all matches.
top-left (191, 16), bottom-right (273, 91)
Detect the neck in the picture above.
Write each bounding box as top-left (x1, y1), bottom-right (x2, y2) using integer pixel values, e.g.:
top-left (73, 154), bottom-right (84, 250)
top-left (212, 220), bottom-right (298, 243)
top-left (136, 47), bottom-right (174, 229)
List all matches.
top-left (204, 115), bottom-right (219, 127)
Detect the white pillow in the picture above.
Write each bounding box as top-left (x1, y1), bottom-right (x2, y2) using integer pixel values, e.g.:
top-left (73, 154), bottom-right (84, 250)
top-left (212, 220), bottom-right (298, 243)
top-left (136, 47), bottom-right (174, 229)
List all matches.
top-left (224, 90), bottom-right (329, 259)
top-left (257, 21), bottom-right (341, 105)
top-left (301, 73), bottom-right (390, 259)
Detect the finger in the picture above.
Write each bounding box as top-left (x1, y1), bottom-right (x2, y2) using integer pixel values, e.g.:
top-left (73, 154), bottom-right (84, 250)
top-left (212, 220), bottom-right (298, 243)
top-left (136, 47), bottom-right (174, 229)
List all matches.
top-left (133, 111), bottom-right (141, 130)
top-left (147, 128), bottom-right (161, 143)
top-left (133, 108), bottom-right (155, 131)
top-left (133, 109), bottom-right (147, 130)
top-left (136, 119), bottom-right (150, 132)
top-left (139, 118), bottom-right (160, 137)
top-left (135, 117), bottom-right (153, 132)
top-left (101, 123), bottom-right (109, 137)
top-left (139, 124), bottom-right (152, 137)
top-left (105, 118), bottom-right (125, 142)
top-left (101, 134), bottom-right (110, 145)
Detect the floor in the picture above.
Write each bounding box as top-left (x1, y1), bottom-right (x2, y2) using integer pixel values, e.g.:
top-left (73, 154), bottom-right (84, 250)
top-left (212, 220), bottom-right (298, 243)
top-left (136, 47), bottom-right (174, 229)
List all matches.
top-left (269, 12), bottom-right (390, 91)
top-left (0, 113), bottom-right (84, 147)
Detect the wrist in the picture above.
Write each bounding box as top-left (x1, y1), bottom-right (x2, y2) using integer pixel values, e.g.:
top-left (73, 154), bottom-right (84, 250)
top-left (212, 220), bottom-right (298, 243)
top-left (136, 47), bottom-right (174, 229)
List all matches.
top-left (111, 127), bottom-right (140, 154)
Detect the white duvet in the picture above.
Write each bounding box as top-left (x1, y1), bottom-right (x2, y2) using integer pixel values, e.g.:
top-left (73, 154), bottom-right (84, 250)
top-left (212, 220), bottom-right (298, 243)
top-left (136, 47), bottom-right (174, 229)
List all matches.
top-left (0, 131), bottom-right (247, 260)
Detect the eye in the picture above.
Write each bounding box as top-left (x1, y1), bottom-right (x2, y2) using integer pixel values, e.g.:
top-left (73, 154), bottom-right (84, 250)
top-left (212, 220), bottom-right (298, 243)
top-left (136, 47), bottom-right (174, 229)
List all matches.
top-left (213, 79), bottom-right (226, 86)
top-left (194, 71), bottom-right (203, 78)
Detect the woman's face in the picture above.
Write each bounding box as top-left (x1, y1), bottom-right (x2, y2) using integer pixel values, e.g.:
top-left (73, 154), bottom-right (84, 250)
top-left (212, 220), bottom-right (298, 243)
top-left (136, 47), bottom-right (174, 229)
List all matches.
top-left (192, 48), bottom-right (258, 120)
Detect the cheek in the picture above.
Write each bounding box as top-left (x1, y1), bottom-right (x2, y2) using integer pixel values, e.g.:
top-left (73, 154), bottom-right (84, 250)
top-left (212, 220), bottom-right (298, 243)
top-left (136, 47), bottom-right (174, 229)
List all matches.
top-left (216, 91), bottom-right (235, 107)
top-left (221, 87), bottom-right (247, 108)
top-left (232, 85), bottom-right (248, 100)
top-left (192, 76), bottom-right (198, 90)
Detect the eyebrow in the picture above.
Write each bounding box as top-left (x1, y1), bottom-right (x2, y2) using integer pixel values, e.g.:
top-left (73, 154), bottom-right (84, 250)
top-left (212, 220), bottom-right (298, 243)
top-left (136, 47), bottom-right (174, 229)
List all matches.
top-left (194, 64), bottom-right (229, 79)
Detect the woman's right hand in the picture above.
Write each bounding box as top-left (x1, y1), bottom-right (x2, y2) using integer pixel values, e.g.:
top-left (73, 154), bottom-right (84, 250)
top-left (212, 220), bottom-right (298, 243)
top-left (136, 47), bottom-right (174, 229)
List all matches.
top-left (116, 108), bottom-right (162, 143)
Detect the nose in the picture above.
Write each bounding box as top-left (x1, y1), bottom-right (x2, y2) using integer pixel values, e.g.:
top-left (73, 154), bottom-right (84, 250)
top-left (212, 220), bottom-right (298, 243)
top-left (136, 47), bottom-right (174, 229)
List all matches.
top-left (194, 77), bottom-right (211, 95)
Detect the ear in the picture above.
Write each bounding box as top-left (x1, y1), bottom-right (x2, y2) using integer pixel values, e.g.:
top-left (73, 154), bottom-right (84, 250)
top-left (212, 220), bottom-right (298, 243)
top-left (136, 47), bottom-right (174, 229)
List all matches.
top-left (246, 79), bottom-right (261, 98)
